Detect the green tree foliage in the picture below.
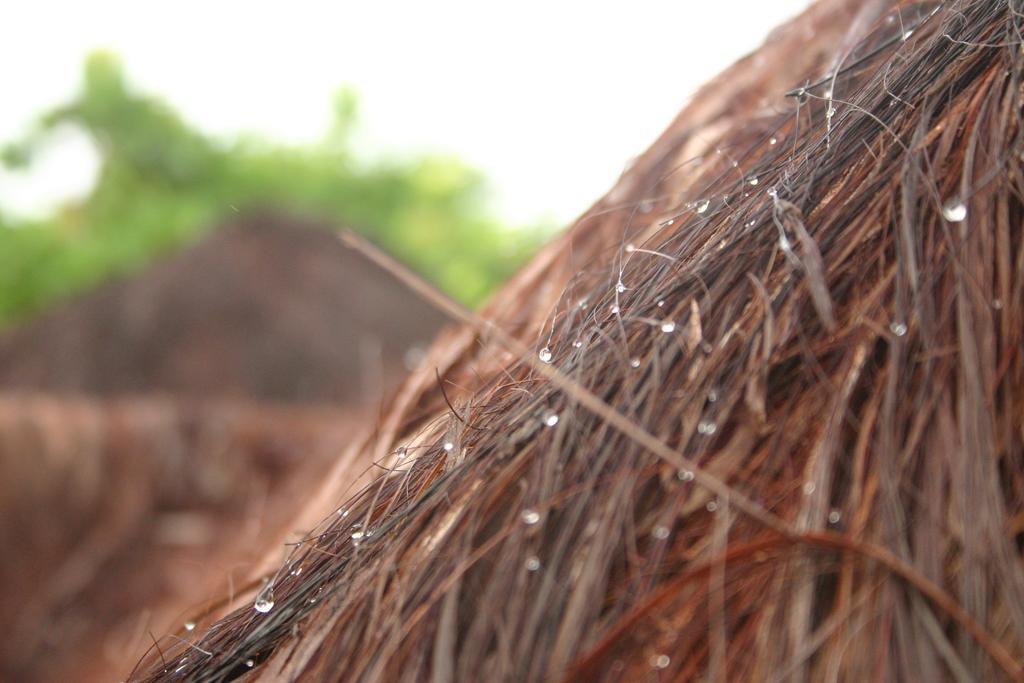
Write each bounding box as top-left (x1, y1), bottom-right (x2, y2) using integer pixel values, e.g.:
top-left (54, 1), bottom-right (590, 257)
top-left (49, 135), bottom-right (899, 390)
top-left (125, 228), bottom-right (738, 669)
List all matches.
top-left (0, 52), bottom-right (546, 325)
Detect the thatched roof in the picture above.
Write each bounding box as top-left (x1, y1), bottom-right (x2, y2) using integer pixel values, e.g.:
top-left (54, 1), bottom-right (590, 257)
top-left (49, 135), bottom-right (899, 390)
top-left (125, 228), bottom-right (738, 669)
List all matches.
top-left (0, 212), bottom-right (445, 404)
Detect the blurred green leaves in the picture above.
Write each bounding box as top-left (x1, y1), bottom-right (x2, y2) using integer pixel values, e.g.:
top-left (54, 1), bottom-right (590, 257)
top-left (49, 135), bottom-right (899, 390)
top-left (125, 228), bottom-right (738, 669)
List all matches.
top-left (0, 52), bottom-right (548, 326)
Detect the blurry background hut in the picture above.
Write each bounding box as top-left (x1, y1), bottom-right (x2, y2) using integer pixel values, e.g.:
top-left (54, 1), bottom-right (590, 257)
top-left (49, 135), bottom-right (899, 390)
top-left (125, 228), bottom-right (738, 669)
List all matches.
top-left (0, 212), bottom-right (446, 404)
top-left (0, 211), bottom-right (447, 682)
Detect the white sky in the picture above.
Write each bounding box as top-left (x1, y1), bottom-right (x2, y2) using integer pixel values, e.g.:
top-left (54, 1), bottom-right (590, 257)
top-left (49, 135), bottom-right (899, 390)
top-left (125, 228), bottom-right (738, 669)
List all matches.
top-left (0, 0), bottom-right (810, 225)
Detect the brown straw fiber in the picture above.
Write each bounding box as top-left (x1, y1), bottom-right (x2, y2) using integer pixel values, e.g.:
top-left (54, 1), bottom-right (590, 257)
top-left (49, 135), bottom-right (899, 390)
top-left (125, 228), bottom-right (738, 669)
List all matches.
top-left (137, 0), bottom-right (1024, 680)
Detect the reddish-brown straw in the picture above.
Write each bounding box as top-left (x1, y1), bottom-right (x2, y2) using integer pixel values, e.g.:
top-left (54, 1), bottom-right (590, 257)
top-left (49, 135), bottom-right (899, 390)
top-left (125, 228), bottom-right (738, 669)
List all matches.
top-left (139, 1), bottom-right (1024, 680)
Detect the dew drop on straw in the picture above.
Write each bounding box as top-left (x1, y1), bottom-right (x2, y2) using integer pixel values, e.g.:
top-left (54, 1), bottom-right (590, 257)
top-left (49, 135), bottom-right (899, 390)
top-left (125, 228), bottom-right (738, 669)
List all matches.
top-left (749, 176), bottom-right (759, 186)
top-left (651, 654), bottom-right (671, 669)
top-left (942, 199), bottom-right (967, 222)
top-left (184, 621), bottom-right (196, 631)
top-left (538, 347), bottom-right (553, 363)
top-left (543, 411), bottom-right (559, 427)
top-left (652, 525), bottom-right (670, 540)
top-left (351, 530), bottom-right (365, 541)
top-left (889, 321), bottom-right (907, 337)
top-left (656, 300), bottom-right (665, 308)
top-left (828, 509), bottom-right (842, 524)
top-left (443, 441), bottom-right (454, 452)
top-left (572, 340), bottom-right (583, 349)
top-left (660, 321), bottom-right (676, 333)
top-left (678, 469), bottom-right (695, 482)
top-left (624, 243), bottom-right (636, 253)
top-left (610, 305), bottom-right (620, 315)
top-left (630, 358), bottom-right (641, 368)
top-left (706, 500), bottom-right (719, 512)
top-left (696, 199), bottom-right (710, 214)
top-left (521, 509), bottom-right (541, 525)
top-left (524, 555), bottom-right (541, 571)
top-left (245, 660), bottom-right (254, 668)
top-left (253, 585), bottom-right (275, 614)
top-left (803, 481), bottom-right (816, 495)
top-left (697, 420), bottom-right (717, 435)
top-left (616, 280), bottom-right (626, 293)
top-left (769, 136), bottom-right (778, 145)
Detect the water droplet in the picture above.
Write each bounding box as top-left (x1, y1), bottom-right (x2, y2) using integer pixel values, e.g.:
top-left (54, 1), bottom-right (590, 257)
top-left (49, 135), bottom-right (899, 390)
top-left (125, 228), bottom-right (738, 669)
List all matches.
top-left (660, 321), bottom-right (676, 333)
top-left (653, 525), bottom-right (670, 540)
top-left (706, 500), bottom-right (719, 512)
top-left (651, 654), bottom-right (671, 669)
top-left (942, 199), bottom-right (967, 222)
top-left (802, 481), bottom-right (816, 495)
top-left (245, 660), bottom-right (255, 668)
top-left (538, 347), bottom-right (553, 363)
top-left (889, 321), bottom-right (907, 337)
top-left (338, 508), bottom-right (349, 517)
top-left (747, 219), bottom-right (756, 227)
top-left (630, 358), bottom-right (641, 368)
top-left (993, 299), bottom-right (1003, 310)
top-left (253, 585), bottom-right (275, 614)
top-left (902, 29), bottom-right (914, 40)
top-left (697, 420), bottom-right (717, 435)
top-left (656, 300), bottom-right (665, 308)
top-left (769, 137), bottom-right (778, 145)
top-left (525, 556), bottom-right (541, 571)
top-left (624, 243), bottom-right (636, 253)
top-left (826, 106), bottom-right (836, 118)
top-left (794, 88), bottom-right (809, 104)
top-left (394, 446), bottom-right (407, 460)
top-left (824, 89), bottom-right (833, 99)
top-left (572, 340), bottom-right (583, 349)
top-left (678, 469), bottom-right (695, 482)
top-left (184, 621), bottom-right (196, 631)
top-left (707, 388), bottom-right (719, 403)
top-left (828, 509), bottom-right (841, 524)
top-left (616, 280), bottom-right (627, 293)
top-left (610, 305), bottom-right (620, 315)
top-left (443, 441), bottom-right (455, 452)
top-left (543, 411), bottom-right (559, 427)
top-left (696, 199), bottom-right (710, 214)
top-left (578, 299), bottom-right (588, 310)
top-left (767, 186), bottom-right (778, 198)
top-left (521, 509), bottom-right (541, 525)
top-left (749, 177), bottom-right (759, 186)
top-left (779, 234), bottom-right (792, 251)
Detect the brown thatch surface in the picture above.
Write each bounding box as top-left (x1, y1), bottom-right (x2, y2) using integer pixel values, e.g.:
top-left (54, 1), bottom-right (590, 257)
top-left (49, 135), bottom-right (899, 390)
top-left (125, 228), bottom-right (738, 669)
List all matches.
top-left (0, 212), bottom-right (446, 404)
top-left (132, 0), bottom-right (1024, 681)
top-left (0, 394), bottom-right (354, 683)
